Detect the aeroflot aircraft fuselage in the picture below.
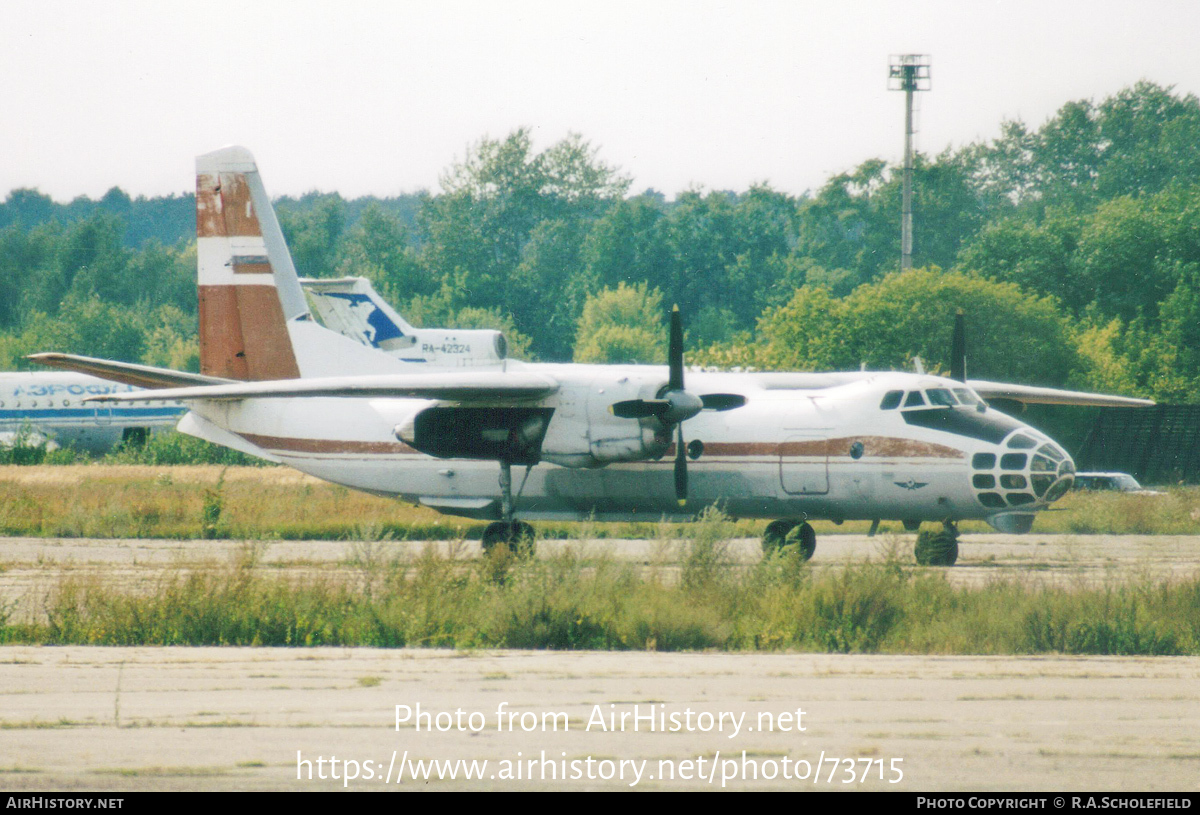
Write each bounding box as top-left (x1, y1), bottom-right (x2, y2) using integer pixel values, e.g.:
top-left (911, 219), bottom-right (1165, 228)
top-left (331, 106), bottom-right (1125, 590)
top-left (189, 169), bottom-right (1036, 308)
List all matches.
top-left (0, 372), bottom-right (185, 453)
top-left (33, 146), bottom-right (1151, 563)
top-left (179, 365), bottom-right (1073, 535)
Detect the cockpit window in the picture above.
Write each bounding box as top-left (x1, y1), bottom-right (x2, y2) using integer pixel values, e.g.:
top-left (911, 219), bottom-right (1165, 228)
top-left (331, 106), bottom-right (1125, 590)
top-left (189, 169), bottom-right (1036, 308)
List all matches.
top-left (1007, 434), bottom-right (1037, 449)
top-left (926, 388), bottom-right (957, 407)
top-left (879, 390), bottom-right (903, 410)
top-left (1038, 443), bottom-right (1065, 463)
top-left (1000, 453), bottom-right (1028, 470)
top-left (903, 391), bottom-right (926, 408)
top-left (953, 388), bottom-right (982, 406)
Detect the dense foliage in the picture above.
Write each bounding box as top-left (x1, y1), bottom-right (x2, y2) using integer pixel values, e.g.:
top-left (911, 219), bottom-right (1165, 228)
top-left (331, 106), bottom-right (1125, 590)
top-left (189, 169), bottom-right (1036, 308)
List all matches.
top-left (4, 82), bottom-right (1200, 400)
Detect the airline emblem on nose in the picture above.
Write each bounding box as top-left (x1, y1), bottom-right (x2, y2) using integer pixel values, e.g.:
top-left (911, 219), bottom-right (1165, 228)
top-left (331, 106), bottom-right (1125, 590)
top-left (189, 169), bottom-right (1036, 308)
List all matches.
top-left (894, 480), bottom-right (929, 491)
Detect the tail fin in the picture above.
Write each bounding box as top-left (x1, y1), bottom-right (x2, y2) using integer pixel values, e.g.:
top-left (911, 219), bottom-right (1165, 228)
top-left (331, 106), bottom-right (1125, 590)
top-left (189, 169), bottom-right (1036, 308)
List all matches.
top-left (196, 146), bottom-right (304, 380)
top-left (301, 276), bottom-right (418, 352)
top-left (196, 147), bottom-right (401, 380)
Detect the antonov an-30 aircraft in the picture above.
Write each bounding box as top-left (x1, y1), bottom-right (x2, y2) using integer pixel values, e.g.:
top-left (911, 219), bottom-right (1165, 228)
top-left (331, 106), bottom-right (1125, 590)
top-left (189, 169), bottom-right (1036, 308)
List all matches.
top-left (31, 147), bottom-right (1154, 564)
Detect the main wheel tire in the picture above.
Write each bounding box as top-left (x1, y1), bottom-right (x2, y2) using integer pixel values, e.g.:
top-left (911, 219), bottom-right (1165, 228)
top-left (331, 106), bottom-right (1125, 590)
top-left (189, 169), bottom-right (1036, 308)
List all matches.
top-left (762, 519), bottom-right (798, 553)
top-left (481, 521), bottom-right (536, 556)
top-left (786, 521), bottom-right (817, 561)
top-left (903, 519), bottom-right (922, 532)
top-left (914, 529), bottom-right (958, 566)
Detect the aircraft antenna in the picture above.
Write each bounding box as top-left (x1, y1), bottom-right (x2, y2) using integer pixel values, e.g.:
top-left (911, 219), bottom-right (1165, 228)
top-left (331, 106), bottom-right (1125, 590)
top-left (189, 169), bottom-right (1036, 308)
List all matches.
top-left (888, 54), bottom-right (931, 271)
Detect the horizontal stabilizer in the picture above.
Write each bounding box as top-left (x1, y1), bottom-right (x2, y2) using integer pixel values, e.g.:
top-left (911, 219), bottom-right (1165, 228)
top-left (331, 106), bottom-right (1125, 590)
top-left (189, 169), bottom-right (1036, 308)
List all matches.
top-left (969, 380), bottom-right (1155, 408)
top-left (28, 353), bottom-right (234, 390)
top-left (82, 371), bottom-right (559, 404)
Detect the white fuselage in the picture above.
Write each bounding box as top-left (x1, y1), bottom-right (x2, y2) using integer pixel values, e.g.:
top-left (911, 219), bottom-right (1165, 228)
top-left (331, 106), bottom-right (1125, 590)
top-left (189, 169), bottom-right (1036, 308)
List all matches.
top-left (183, 366), bottom-right (1075, 525)
top-left (0, 373), bottom-right (185, 453)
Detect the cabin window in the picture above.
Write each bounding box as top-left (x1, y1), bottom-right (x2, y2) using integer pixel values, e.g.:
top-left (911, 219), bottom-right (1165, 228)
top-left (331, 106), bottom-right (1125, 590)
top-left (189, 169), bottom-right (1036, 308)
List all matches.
top-left (926, 388), bottom-right (956, 407)
top-left (903, 391), bottom-right (926, 408)
top-left (879, 390), bottom-right (903, 410)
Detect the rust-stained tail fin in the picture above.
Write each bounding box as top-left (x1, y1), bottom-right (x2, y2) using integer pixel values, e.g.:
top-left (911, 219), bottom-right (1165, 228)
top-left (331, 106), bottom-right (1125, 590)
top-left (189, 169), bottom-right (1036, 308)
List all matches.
top-left (195, 146), bottom-right (305, 381)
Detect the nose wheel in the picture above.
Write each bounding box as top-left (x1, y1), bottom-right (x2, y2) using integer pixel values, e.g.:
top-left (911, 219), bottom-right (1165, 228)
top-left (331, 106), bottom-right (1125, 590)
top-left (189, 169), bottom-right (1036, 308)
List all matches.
top-left (914, 521), bottom-right (958, 566)
top-left (761, 519), bottom-right (816, 560)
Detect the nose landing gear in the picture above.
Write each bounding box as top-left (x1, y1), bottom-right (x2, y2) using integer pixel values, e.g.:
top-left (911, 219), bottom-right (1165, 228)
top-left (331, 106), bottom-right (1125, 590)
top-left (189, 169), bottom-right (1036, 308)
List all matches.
top-left (914, 520), bottom-right (959, 566)
top-left (761, 519), bottom-right (816, 560)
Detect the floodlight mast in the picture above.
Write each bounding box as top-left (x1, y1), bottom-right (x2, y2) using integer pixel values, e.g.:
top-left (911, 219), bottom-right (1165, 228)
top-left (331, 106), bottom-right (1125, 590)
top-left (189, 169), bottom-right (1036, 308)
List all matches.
top-left (888, 54), bottom-right (931, 271)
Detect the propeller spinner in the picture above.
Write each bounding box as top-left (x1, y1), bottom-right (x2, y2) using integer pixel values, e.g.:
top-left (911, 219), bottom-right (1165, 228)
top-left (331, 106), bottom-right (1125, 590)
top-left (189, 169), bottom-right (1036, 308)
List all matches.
top-left (609, 306), bottom-right (746, 504)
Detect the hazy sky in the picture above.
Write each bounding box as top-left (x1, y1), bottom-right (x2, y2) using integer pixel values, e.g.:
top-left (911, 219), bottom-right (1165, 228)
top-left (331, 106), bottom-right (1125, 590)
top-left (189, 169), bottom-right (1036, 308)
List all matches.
top-left (3, 0), bottom-right (1199, 201)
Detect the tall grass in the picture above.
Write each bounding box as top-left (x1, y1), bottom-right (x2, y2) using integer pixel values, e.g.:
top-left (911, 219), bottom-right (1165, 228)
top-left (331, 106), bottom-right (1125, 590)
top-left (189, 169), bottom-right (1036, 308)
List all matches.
top-left (3, 515), bottom-right (1197, 654)
top-left (102, 432), bottom-right (266, 467)
top-left (0, 429), bottom-right (263, 467)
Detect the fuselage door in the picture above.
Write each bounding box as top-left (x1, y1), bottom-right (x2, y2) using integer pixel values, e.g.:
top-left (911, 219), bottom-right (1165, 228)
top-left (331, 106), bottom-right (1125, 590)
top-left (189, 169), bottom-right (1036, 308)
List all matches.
top-left (779, 433), bottom-right (829, 495)
top-left (93, 404), bottom-right (112, 426)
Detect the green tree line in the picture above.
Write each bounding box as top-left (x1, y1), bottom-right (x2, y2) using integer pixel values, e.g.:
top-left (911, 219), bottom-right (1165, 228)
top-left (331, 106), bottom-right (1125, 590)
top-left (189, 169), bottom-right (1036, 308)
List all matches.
top-left (3, 81), bottom-right (1200, 402)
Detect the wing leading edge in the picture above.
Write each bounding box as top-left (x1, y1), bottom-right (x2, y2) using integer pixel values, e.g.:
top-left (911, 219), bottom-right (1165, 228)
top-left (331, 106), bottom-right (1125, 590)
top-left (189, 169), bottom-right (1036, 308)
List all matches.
top-left (28, 353), bottom-right (235, 390)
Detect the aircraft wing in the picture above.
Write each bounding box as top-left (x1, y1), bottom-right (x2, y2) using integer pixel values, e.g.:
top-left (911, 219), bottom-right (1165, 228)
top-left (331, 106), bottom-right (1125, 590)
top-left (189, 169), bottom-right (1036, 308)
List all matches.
top-left (968, 379), bottom-right (1155, 408)
top-left (28, 353), bottom-right (235, 389)
top-left (81, 371), bottom-right (560, 403)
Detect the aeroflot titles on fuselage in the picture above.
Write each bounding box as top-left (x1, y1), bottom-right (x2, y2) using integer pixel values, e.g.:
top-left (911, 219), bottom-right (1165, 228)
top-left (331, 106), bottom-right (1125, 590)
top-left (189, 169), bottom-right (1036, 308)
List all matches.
top-left (6, 382), bottom-right (138, 398)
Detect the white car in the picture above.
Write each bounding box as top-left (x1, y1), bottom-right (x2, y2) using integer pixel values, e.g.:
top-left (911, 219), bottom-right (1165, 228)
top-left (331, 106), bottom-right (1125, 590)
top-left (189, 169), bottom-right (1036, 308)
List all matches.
top-left (1073, 472), bottom-right (1165, 495)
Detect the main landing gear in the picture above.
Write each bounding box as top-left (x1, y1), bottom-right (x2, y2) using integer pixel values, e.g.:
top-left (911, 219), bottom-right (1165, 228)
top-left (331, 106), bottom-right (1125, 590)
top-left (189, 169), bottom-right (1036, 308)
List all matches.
top-left (760, 519), bottom-right (961, 566)
top-left (481, 459), bottom-right (537, 555)
top-left (761, 519), bottom-right (817, 561)
top-left (481, 520), bottom-right (535, 554)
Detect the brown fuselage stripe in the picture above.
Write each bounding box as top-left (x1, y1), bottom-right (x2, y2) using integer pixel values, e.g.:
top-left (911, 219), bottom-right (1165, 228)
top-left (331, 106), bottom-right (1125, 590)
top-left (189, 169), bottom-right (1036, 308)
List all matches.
top-left (235, 433), bottom-right (961, 460)
top-left (677, 438), bottom-right (964, 459)
top-left (240, 432), bottom-right (419, 455)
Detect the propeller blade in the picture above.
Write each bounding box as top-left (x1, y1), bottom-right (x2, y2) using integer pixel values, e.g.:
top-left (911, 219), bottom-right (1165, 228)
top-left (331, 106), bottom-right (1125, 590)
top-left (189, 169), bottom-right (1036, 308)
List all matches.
top-left (668, 305), bottom-right (684, 392)
top-left (674, 424), bottom-right (687, 505)
top-left (951, 309), bottom-right (966, 382)
top-left (699, 393), bottom-right (747, 411)
top-left (610, 399), bottom-right (668, 419)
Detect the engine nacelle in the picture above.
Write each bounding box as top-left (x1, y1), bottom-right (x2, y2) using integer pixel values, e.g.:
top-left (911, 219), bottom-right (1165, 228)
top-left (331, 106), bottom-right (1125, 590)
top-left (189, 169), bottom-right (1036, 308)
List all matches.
top-left (385, 376), bottom-right (673, 470)
top-left (404, 328), bottom-right (508, 365)
top-left (395, 406), bottom-right (552, 465)
top-left (539, 379), bottom-right (671, 468)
